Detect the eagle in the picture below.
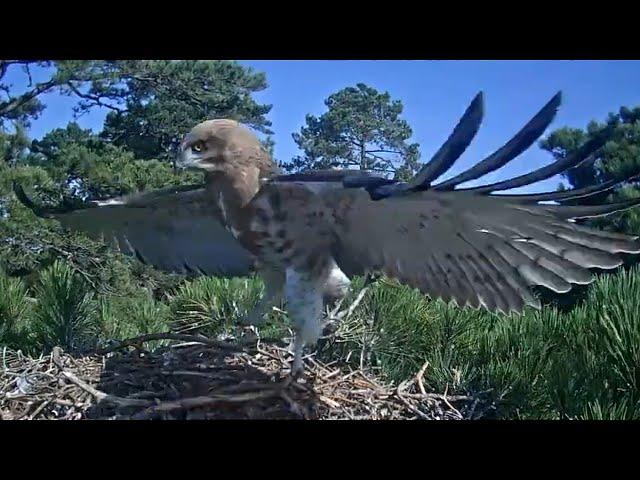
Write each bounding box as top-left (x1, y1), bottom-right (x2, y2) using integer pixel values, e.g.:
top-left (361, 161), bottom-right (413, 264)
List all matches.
top-left (14, 91), bottom-right (640, 376)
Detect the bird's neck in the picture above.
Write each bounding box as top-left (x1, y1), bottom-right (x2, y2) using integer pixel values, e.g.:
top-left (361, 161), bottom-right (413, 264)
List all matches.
top-left (206, 166), bottom-right (264, 235)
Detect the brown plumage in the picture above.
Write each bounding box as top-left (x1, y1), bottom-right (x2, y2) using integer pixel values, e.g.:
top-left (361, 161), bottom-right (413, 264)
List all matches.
top-left (15, 93), bottom-right (640, 375)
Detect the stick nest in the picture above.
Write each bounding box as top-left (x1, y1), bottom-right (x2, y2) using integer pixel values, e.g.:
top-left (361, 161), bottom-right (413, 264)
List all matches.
top-left (1, 331), bottom-right (475, 420)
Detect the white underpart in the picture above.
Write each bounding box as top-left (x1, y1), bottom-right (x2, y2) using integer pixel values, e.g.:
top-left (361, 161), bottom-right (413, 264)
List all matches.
top-left (285, 267), bottom-right (326, 374)
top-left (323, 258), bottom-right (351, 299)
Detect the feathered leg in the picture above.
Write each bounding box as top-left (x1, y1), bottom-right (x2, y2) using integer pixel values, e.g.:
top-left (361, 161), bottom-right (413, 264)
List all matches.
top-left (285, 266), bottom-right (329, 376)
top-left (322, 257), bottom-right (351, 305)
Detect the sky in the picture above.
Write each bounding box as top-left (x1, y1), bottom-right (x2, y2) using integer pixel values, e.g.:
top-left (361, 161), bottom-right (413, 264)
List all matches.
top-left (5, 60), bottom-right (640, 194)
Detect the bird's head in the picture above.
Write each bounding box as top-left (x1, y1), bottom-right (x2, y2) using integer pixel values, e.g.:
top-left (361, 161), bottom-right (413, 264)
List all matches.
top-left (176, 119), bottom-right (269, 173)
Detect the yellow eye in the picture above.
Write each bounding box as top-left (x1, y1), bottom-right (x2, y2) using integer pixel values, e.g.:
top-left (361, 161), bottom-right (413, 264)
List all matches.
top-left (191, 142), bottom-right (204, 153)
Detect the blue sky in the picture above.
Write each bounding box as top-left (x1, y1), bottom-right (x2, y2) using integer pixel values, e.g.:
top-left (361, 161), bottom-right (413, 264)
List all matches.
top-left (5, 60), bottom-right (640, 194)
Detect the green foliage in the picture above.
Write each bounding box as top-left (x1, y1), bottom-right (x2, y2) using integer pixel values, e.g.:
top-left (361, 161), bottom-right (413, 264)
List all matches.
top-left (30, 261), bottom-right (98, 354)
top-left (1, 61), bottom-right (54, 127)
top-left (290, 83), bottom-right (420, 179)
top-left (98, 292), bottom-right (172, 343)
top-left (0, 166), bottom-right (155, 290)
top-left (0, 165), bottom-right (64, 275)
top-left (0, 122), bottom-right (31, 166)
top-left (0, 163), bottom-right (56, 220)
top-left (320, 267), bottom-right (640, 419)
top-left (77, 60), bottom-right (273, 160)
top-left (29, 122), bottom-right (97, 161)
top-left (0, 61), bottom-right (112, 128)
top-left (542, 107), bottom-right (640, 187)
top-left (0, 163), bottom-right (55, 193)
top-left (23, 122), bottom-right (201, 202)
top-left (0, 270), bottom-right (32, 348)
top-left (168, 276), bottom-right (264, 335)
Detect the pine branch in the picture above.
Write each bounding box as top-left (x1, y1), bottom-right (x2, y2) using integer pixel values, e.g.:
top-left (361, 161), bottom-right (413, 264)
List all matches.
top-left (65, 81), bottom-right (126, 114)
top-left (0, 79), bottom-right (56, 118)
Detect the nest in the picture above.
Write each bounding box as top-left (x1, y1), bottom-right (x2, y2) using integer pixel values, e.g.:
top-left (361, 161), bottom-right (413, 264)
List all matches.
top-left (0, 331), bottom-right (476, 420)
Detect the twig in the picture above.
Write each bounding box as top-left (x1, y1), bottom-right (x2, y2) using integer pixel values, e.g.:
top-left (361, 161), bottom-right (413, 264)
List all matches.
top-left (52, 347), bottom-right (151, 408)
top-left (337, 286), bottom-right (370, 321)
top-left (327, 297), bottom-right (346, 319)
top-left (132, 390), bottom-right (280, 419)
top-left (402, 392), bottom-right (473, 402)
top-left (416, 361), bottom-right (429, 396)
top-left (319, 395), bottom-right (341, 409)
top-left (255, 343), bottom-right (285, 363)
top-left (28, 399), bottom-right (51, 420)
top-left (58, 366), bottom-right (151, 408)
top-left (94, 332), bottom-right (248, 355)
top-left (321, 369), bottom-right (341, 381)
top-left (468, 397), bottom-right (480, 420)
top-left (326, 272), bottom-right (376, 325)
top-left (441, 385), bottom-right (462, 418)
top-left (395, 380), bottom-right (430, 419)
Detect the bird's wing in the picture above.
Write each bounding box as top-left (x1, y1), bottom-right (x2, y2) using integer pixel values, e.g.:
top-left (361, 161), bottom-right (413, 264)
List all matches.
top-left (13, 183), bottom-right (255, 277)
top-left (327, 187), bottom-right (640, 313)
top-left (317, 91), bottom-right (640, 313)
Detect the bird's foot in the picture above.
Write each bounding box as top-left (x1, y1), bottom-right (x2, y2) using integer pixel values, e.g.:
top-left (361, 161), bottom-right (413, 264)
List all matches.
top-left (282, 335), bottom-right (305, 384)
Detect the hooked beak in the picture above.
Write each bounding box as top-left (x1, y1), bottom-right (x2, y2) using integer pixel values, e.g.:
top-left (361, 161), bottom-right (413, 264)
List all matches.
top-left (174, 134), bottom-right (203, 170)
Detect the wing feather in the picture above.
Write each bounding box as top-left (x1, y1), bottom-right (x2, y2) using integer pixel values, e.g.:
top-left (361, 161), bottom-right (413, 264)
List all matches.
top-left (321, 91), bottom-right (640, 313)
top-left (14, 184), bottom-right (255, 277)
top-left (325, 188), bottom-right (639, 314)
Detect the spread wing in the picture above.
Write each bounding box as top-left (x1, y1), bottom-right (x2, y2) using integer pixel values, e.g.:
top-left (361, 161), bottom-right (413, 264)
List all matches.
top-left (328, 188), bottom-right (640, 313)
top-left (312, 91), bottom-right (640, 313)
top-left (13, 183), bottom-right (255, 277)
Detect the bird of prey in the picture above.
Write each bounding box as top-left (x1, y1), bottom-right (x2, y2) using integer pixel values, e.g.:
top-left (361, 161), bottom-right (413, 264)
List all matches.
top-left (14, 92), bottom-right (640, 375)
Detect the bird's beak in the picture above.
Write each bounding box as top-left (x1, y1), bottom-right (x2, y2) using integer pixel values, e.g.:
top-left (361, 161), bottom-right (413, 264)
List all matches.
top-left (176, 149), bottom-right (204, 170)
top-left (175, 134), bottom-right (201, 170)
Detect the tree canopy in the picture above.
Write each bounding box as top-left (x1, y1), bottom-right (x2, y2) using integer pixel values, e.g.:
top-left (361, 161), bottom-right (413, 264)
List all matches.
top-left (290, 83), bottom-right (421, 180)
top-left (0, 60), bottom-right (274, 280)
top-left (87, 61), bottom-right (274, 160)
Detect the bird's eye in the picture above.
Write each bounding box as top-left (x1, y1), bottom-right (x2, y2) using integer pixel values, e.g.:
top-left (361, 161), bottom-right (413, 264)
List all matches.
top-left (191, 142), bottom-right (205, 153)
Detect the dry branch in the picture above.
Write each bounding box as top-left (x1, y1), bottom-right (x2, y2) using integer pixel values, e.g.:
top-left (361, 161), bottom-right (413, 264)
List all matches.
top-left (94, 332), bottom-right (247, 355)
